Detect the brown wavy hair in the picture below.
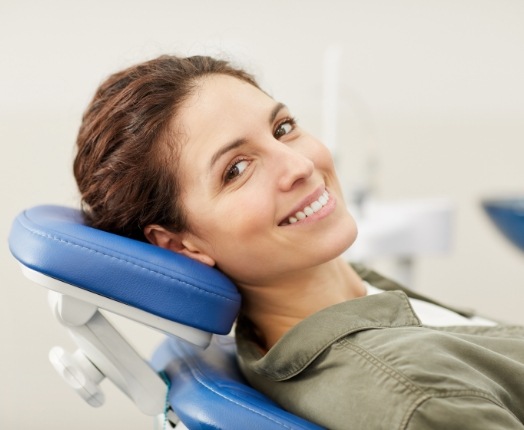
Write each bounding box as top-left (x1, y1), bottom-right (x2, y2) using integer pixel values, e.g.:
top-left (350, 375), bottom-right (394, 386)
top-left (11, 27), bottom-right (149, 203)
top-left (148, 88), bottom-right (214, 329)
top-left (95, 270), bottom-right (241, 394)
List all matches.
top-left (74, 55), bottom-right (259, 241)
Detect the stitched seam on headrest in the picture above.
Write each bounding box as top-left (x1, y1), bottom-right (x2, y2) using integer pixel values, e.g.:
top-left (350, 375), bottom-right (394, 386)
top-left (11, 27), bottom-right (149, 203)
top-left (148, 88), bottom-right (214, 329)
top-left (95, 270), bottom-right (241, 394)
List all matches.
top-left (24, 226), bottom-right (238, 303)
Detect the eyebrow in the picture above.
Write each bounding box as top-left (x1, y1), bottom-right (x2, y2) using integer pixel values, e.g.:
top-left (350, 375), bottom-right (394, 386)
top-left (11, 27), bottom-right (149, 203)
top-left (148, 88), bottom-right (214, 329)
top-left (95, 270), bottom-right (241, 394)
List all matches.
top-left (209, 102), bottom-right (287, 170)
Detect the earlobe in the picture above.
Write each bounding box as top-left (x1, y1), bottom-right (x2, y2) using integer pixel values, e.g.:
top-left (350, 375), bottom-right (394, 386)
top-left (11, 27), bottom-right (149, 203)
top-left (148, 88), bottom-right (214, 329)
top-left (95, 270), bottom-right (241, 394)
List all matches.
top-left (144, 224), bottom-right (216, 267)
top-left (178, 246), bottom-right (216, 267)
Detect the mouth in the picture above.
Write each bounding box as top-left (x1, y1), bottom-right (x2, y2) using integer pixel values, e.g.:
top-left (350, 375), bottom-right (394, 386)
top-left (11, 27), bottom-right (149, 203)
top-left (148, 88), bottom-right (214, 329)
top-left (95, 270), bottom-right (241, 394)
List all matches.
top-left (279, 189), bottom-right (331, 226)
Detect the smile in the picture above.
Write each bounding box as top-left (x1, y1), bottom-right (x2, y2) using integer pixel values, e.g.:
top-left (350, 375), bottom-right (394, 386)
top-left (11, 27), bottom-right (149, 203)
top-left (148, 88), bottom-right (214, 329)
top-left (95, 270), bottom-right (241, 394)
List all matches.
top-left (280, 190), bottom-right (330, 226)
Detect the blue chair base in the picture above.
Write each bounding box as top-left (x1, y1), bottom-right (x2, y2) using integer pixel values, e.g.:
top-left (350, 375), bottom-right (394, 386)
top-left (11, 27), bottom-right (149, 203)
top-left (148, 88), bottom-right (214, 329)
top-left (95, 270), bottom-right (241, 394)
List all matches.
top-left (152, 335), bottom-right (323, 430)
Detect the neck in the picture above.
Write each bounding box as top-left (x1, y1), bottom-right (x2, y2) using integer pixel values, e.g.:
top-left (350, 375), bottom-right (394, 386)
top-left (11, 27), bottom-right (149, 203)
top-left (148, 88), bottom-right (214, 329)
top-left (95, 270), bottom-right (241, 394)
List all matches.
top-left (237, 257), bottom-right (365, 350)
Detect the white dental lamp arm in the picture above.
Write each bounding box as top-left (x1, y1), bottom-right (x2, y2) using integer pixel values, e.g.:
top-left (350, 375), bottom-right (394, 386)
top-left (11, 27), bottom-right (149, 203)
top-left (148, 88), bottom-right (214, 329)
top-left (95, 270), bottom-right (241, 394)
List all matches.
top-left (48, 291), bottom-right (169, 416)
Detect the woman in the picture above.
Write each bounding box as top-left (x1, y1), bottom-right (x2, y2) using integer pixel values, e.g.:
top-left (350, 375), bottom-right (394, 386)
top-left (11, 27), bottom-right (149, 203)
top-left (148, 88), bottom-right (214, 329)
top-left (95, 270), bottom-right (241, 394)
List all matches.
top-left (74, 55), bottom-right (524, 429)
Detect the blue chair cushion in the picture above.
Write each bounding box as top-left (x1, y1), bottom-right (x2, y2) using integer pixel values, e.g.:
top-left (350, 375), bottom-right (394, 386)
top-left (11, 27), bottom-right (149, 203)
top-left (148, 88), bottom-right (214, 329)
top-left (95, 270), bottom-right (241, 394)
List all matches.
top-left (8, 205), bottom-right (241, 334)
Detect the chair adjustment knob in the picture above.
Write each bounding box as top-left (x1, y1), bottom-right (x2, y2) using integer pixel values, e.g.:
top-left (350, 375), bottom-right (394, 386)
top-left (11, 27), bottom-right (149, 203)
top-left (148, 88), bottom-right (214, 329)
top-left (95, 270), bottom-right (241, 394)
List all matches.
top-left (49, 346), bottom-right (105, 407)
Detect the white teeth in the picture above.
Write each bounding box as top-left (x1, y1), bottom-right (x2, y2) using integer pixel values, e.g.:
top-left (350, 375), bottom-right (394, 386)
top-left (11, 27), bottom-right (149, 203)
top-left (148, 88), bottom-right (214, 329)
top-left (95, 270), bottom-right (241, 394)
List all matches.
top-left (311, 201), bottom-right (322, 212)
top-left (286, 190), bottom-right (330, 225)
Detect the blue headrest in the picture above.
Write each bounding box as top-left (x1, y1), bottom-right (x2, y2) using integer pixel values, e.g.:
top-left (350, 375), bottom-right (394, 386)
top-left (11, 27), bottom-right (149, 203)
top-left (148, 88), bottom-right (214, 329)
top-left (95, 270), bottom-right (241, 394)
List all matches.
top-left (8, 205), bottom-right (241, 334)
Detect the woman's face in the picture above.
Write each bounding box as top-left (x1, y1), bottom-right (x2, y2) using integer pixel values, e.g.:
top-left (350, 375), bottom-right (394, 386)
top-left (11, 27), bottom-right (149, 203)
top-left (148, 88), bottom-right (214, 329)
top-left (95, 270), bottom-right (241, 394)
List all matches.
top-left (172, 74), bottom-right (357, 286)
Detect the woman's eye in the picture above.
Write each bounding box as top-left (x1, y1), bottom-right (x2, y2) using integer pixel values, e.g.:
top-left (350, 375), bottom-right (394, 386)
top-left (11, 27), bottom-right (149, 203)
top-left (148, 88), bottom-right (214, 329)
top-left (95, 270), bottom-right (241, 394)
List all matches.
top-left (224, 159), bottom-right (249, 183)
top-left (274, 118), bottom-right (296, 139)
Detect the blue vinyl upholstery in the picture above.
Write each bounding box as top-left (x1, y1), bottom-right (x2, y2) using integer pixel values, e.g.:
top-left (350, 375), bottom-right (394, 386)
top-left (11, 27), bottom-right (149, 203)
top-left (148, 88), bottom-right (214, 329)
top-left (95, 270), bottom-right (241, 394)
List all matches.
top-left (152, 335), bottom-right (324, 430)
top-left (9, 205), bottom-right (240, 334)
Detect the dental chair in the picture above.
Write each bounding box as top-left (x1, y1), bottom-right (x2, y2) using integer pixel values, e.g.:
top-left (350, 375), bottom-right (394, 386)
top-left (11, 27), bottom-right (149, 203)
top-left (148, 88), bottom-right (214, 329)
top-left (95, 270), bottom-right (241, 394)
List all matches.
top-left (8, 205), bottom-right (323, 430)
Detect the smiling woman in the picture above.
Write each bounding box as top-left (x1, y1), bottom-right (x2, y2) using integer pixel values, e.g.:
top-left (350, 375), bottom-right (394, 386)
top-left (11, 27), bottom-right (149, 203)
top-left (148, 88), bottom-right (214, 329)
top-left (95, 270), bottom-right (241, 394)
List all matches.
top-left (143, 74), bottom-right (358, 294)
top-left (74, 54), bottom-right (524, 430)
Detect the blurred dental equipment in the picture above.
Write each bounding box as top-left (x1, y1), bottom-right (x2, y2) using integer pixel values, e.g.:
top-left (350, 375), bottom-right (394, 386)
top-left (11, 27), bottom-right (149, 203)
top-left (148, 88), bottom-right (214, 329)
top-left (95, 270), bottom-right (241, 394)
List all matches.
top-left (483, 196), bottom-right (524, 253)
top-left (321, 45), bottom-right (454, 287)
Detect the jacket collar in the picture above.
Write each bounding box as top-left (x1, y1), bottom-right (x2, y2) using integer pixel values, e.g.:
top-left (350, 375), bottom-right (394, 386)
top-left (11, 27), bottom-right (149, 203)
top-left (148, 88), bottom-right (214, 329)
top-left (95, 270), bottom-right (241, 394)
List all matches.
top-left (237, 290), bottom-right (421, 381)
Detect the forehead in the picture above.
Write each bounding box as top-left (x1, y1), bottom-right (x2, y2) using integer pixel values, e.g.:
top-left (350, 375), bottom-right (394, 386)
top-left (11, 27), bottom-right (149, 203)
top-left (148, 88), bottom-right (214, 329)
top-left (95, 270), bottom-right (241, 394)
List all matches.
top-left (172, 74), bottom-right (274, 184)
top-left (179, 74), bottom-right (272, 126)
top-left (176, 75), bottom-right (273, 153)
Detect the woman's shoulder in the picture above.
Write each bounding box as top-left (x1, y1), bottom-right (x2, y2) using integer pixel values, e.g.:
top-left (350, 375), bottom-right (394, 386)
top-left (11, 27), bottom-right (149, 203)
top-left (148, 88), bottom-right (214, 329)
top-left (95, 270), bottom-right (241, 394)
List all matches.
top-left (237, 315), bottom-right (524, 429)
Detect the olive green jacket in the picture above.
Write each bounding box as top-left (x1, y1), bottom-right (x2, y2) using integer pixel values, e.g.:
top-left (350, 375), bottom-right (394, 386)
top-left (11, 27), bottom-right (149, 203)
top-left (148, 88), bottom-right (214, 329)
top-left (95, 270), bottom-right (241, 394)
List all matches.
top-left (236, 265), bottom-right (524, 429)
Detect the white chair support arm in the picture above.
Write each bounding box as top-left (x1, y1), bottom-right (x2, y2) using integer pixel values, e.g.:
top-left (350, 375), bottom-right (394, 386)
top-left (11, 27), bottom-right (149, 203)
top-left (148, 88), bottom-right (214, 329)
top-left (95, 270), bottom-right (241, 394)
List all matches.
top-left (48, 290), bottom-right (169, 416)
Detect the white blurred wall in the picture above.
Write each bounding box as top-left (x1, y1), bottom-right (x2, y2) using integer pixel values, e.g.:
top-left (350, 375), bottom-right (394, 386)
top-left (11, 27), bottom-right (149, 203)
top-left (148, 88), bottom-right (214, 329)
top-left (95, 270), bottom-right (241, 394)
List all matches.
top-left (1, 0), bottom-right (524, 428)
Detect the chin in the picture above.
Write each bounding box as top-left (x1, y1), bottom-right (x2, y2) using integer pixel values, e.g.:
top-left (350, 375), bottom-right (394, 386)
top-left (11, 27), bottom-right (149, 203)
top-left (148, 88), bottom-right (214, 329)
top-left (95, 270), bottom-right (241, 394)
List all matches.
top-left (324, 218), bottom-right (358, 261)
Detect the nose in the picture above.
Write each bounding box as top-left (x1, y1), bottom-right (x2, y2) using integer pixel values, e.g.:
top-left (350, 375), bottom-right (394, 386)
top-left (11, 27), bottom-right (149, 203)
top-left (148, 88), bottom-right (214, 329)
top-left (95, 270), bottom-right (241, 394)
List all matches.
top-left (274, 143), bottom-right (315, 191)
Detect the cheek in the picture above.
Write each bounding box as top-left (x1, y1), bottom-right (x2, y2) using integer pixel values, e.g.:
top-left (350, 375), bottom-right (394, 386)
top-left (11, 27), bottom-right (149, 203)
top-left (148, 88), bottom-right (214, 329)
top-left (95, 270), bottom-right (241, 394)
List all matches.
top-left (221, 190), bottom-right (273, 236)
top-left (301, 135), bottom-right (336, 168)
top-left (202, 197), bottom-right (277, 281)
top-left (191, 189), bottom-right (275, 247)
top-left (316, 142), bottom-right (336, 168)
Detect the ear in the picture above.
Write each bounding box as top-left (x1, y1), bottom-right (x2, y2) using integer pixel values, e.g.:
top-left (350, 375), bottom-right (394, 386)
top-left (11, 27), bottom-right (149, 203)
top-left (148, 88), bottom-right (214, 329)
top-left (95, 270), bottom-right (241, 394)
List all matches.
top-left (144, 224), bottom-right (216, 267)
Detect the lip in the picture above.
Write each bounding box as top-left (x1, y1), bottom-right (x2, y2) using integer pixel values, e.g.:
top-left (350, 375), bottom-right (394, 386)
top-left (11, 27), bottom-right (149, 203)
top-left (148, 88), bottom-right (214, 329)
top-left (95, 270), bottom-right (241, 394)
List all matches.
top-left (278, 185), bottom-right (332, 226)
